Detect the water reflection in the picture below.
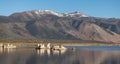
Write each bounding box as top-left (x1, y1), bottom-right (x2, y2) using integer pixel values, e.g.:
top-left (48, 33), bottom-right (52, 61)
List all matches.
top-left (0, 47), bottom-right (3, 53)
top-left (0, 47), bottom-right (16, 54)
top-left (36, 49), bottom-right (67, 56)
top-left (0, 46), bottom-right (120, 64)
top-left (37, 49), bottom-right (46, 56)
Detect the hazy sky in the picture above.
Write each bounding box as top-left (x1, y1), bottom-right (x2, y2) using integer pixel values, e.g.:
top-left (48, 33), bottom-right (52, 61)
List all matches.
top-left (0, 0), bottom-right (120, 18)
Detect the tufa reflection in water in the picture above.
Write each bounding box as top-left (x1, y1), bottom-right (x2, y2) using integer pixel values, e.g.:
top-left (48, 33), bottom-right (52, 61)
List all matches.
top-left (36, 49), bottom-right (67, 56)
top-left (0, 47), bottom-right (16, 54)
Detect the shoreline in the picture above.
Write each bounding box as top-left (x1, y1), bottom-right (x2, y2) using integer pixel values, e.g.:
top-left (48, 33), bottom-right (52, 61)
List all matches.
top-left (1, 43), bottom-right (120, 47)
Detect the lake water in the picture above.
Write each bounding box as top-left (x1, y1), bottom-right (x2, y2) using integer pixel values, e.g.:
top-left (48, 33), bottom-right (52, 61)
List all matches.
top-left (0, 46), bottom-right (120, 64)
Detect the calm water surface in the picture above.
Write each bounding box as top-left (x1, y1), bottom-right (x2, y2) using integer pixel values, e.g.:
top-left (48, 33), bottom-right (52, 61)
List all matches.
top-left (0, 46), bottom-right (120, 64)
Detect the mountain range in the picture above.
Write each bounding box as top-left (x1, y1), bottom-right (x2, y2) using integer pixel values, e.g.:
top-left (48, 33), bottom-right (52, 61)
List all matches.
top-left (0, 10), bottom-right (120, 43)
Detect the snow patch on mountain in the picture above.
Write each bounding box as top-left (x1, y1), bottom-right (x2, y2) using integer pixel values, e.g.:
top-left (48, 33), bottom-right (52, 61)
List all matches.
top-left (63, 11), bottom-right (88, 17)
top-left (31, 10), bottom-right (88, 17)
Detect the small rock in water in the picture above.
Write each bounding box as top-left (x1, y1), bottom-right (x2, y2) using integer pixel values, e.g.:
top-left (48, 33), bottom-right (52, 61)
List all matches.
top-left (72, 48), bottom-right (76, 50)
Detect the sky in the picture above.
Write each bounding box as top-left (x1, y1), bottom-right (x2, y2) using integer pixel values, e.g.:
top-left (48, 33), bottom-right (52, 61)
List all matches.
top-left (0, 0), bottom-right (120, 18)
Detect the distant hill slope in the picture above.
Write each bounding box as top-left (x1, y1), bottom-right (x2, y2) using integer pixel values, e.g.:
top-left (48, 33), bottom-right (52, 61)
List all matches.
top-left (0, 10), bottom-right (120, 43)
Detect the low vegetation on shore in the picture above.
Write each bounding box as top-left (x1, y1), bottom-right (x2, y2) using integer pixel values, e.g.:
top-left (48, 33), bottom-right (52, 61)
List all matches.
top-left (0, 39), bottom-right (120, 46)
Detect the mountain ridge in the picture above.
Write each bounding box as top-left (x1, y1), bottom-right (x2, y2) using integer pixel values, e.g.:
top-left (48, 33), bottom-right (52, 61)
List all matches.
top-left (0, 10), bottom-right (120, 43)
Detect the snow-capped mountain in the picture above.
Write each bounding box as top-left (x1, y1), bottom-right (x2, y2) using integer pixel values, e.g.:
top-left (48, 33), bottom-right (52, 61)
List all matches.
top-left (10, 10), bottom-right (88, 18)
top-left (9, 10), bottom-right (89, 22)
